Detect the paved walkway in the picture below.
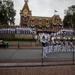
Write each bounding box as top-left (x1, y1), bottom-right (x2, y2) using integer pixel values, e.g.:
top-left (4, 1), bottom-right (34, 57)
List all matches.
top-left (0, 48), bottom-right (75, 66)
top-left (0, 65), bottom-right (75, 75)
top-left (8, 45), bottom-right (42, 49)
top-left (0, 49), bottom-right (74, 59)
top-left (0, 49), bottom-right (75, 75)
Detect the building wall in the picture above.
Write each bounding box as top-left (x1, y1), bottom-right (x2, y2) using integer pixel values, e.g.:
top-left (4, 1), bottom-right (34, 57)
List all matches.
top-left (0, 1), bottom-right (63, 35)
top-left (0, 34), bottom-right (15, 39)
top-left (15, 34), bottom-right (33, 39)
top-left (20, 1), bottom-right (63, 32)
top-left (0, 34), bottom-right (33, 39)
top-left (8, 41), bottom-right (40, 46)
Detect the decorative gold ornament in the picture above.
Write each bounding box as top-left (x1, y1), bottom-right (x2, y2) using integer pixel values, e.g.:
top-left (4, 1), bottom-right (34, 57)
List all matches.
top-left (23, 9), bottom-right (28, 15)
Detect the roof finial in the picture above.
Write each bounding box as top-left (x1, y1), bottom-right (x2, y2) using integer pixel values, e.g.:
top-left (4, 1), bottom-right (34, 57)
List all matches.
top-left (24, 0), bottom-right (28, 2)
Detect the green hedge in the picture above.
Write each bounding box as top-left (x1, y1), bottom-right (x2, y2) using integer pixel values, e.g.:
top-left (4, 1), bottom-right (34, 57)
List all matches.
top-left (0, 38), bottom-right (36, 41)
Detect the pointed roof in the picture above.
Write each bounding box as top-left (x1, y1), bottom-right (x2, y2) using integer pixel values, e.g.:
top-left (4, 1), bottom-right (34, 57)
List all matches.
top-left (20, 1), bottom-right (30, 14)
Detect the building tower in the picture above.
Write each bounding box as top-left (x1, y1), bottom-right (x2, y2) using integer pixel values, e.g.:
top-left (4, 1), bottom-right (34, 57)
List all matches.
top-left (20, 0), bottom-right (32, 27)
top-left (20, 0), bottom-right (63, 33)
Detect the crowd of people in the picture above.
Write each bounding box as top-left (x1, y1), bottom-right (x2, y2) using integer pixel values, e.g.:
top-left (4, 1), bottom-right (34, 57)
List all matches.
top-left (0, 28), bottom-right (33, 34)
top-left (38, 33), bottom-right (75, 58)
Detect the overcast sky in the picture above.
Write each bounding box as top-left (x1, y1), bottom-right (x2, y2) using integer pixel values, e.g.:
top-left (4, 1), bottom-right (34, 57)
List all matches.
top-left (12, 0), bottom-right (75, 25)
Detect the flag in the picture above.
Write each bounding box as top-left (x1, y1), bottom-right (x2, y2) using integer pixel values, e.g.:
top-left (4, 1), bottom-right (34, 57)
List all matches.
top-left (54, 10), bottom-right (57, 12)
top-left (24, 0), bottom-right (28, 2)
top-left (54, 10), bottom-right (57, 15)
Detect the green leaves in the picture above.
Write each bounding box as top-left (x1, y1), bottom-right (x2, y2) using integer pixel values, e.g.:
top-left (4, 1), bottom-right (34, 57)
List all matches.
top-left (63, 5), bottom-right (75, 29)
top-left (0, 0), bottom-right (16, 25)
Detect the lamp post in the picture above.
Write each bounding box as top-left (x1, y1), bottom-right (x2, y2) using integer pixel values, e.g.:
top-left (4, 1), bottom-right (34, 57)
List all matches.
top-left (73, 44), bottom-right (74, 65)
top-left (70, 19), bottom-right (75, 65)
top-left (71, 21), bottom-right (74, 65)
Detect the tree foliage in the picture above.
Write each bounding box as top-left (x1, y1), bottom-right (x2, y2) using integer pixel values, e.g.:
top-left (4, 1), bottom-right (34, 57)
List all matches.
top-left (63, 5), bottom-right (75, 28)
top-left (0, 0), bottom-right (16, 26)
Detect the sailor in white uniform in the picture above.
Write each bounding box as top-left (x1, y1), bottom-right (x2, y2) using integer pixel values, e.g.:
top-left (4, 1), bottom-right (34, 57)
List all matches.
top-left (56, 40), bottom-right (61, 52)
top-left (56, 40), bottom-right (59, 52)
top-left (45, 33), bottom-right (50, 54)
top-left (68, 41), bottom-right (71, 52)
top-left (39, 33), bottom-right (48, 58)
top-left (42, 34), bottom-right (48, 58)
top-left (49, 40), bottom-right (53, 53)
top-left (61, 41), bottom-right (65, 52)
top-left (51, 37), bottom-right (54, 52)
top-left (69, 41), bottom-right (73, 52)
top-left (60, 40), bottom-right (63, 52)
top-left (53, 39), bottom-right (57, 52)
top-left (51, 37), bottom-right (57, 52)
top-left (59, 40), bottom-right (63, 52)
top-left (65, 40), bottom-right (69, 52)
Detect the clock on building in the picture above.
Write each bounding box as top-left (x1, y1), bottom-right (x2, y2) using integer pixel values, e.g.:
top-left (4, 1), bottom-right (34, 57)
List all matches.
top-left (23, 9), bottom-right (28, 15)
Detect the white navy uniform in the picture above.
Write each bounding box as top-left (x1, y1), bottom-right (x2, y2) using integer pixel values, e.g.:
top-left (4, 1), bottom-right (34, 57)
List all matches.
top-left (53, 40), bottom-right (57, 52)
top-left (45, 33), bottom-right (50, 54)
top-left (61, 41), bottom-right (65, 52)
top-left (65, 41), bottom-right (69, 52)
top-left (56, 40), bottom-right (61, 52)
top-left (39, 33), bottom-right (48, 58)
top-left (68, 41), bottom-right (71, 52)
top-left (42, 35), bottom-right (48, 58)
top-left (60, 41), bottom-right (63, 52)
top-left (49, 40), bottom-right (53, 53)
top-left (69, 41), bottom-right (73, 52)
top-left (51, 38), bottom-right (56, 52)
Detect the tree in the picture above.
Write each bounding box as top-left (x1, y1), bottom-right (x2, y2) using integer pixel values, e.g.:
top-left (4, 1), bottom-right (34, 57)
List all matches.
top-left (63, 5), bottom-right (75, 28)
top-left (72, 13), bottom-right (75, 28)
top-left (63, 14), bottom-right (72, 28)
top-left (0, 0), bottom-right (4, 25)
top-left (0, 0), bottom-right (16, 25)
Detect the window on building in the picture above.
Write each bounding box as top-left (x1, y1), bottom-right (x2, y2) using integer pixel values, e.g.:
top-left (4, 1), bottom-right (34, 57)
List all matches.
top-left (46, 25), bottom-right (50, 30)
top-left (31, 19), bottom-right (34, 23)
top-left (38, 26), bottom-right (42, 30)
top-left (45, 19), bottom-right (49, 24)
top-left (38, 18), bottom-right (42, 24)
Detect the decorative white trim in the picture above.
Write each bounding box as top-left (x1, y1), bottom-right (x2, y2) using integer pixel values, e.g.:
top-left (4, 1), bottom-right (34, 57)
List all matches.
top-left (31, 24), bottom-right (35, 27)
top-left (46, 25), bottom-right (50, 28)
top-left (53, 23), bottom-right (56, 25)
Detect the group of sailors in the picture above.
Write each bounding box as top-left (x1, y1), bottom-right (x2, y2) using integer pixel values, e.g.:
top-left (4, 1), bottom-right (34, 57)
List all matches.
top-left (53, 29), bottom-right (74, 36)
top-left (39, 33), bottom-right (75, 58)
top-left (0, 28), bottom-right (32, 34)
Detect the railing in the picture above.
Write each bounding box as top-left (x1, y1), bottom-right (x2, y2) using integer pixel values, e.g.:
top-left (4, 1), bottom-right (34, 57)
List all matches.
top-left (0, 44), bottom-right (75, 67)
top-left (0, 29), bottom-right (75, 67)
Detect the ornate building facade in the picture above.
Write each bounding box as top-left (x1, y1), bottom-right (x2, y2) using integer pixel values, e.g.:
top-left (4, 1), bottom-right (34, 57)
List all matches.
top-left (20, 0), bottom-right (63, 33)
